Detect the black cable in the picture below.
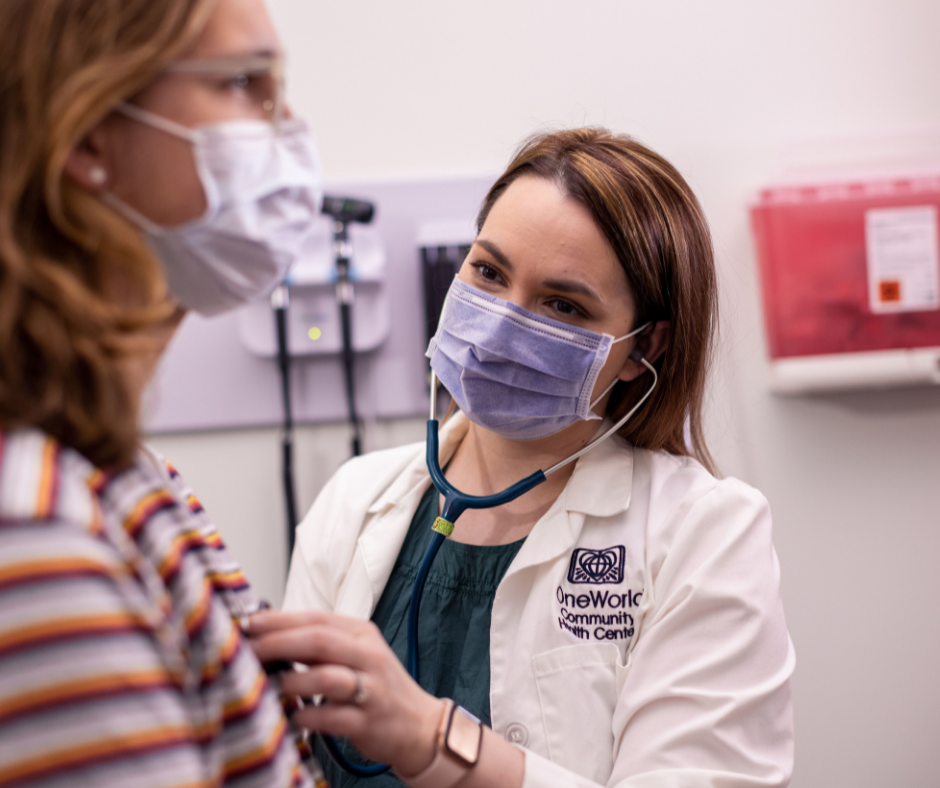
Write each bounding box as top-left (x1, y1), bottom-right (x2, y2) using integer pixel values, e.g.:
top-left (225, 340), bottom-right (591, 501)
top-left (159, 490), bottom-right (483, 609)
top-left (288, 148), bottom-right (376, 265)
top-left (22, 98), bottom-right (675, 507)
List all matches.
top-left (273, 286), bottom-right (299, 564)
top-left (339, 296), bottom-right (362, 456)
top-left (333, 222), bottom-right (363, 457)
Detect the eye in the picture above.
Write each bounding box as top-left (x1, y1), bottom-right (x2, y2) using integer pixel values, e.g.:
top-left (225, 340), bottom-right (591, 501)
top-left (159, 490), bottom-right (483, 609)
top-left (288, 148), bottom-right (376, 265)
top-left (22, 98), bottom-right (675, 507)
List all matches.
top-left (547, 298), bottom-right (587, 318)
top-left (471, 262), bottom-right (505, 284)
top-left (223, 72), bottom-right (260, 92)
top-left (227, 74), bottom-right (249, 89)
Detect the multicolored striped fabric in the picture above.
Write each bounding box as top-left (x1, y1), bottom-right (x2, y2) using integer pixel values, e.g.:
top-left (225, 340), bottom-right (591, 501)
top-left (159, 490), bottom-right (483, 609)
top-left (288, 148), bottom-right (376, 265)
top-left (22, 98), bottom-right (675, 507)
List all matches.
top-left (0, 429), bottom-right (325, 788)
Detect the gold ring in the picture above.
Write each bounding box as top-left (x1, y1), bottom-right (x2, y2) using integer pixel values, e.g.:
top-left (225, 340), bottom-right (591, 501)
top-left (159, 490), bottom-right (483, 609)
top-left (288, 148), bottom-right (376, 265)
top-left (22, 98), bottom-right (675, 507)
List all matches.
top-left (349, 669), bottom-right (368, 705)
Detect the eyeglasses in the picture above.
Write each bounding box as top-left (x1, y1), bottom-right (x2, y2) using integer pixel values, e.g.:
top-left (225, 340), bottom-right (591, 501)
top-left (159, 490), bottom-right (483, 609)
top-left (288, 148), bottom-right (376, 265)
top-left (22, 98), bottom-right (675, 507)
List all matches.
top-left (163, 53), bottom-right (286, 127)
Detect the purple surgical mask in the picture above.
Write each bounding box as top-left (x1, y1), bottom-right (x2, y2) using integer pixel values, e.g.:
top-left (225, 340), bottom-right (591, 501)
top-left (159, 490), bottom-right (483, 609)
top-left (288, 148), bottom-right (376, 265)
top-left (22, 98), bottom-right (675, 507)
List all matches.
top-left (426, 279), bottom-right (649, 441)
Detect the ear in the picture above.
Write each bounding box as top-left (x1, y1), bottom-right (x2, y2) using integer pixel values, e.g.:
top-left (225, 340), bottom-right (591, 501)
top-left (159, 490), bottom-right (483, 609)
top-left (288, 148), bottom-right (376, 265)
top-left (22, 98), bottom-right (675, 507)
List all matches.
top-left (616, 320), bottom-right (670, 382)
top-left (63, 125), bottom-right (111, 191)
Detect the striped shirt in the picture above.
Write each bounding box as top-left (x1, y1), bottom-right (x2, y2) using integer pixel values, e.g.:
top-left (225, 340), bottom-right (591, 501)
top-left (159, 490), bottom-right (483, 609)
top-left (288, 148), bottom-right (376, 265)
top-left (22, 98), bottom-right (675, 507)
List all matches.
top-left (0, 429), bottom-right (324, 788)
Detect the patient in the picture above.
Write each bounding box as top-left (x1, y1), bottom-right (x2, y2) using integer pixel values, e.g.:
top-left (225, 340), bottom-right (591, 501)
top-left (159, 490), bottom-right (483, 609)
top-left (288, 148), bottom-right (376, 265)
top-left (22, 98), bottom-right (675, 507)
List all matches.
top-left (0, 0), bottom-right (324, 785)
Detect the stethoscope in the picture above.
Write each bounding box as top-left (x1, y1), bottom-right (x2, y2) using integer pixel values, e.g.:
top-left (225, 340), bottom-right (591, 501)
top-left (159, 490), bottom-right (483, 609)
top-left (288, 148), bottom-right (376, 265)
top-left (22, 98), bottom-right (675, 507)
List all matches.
top-left (323, 350), bottom-right (658, 778)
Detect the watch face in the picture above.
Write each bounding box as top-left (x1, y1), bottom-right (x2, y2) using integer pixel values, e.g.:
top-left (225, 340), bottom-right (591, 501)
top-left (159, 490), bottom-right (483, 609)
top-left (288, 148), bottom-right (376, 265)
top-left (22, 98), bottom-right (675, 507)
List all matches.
top-left (446, 706), bottom-right (483, 766)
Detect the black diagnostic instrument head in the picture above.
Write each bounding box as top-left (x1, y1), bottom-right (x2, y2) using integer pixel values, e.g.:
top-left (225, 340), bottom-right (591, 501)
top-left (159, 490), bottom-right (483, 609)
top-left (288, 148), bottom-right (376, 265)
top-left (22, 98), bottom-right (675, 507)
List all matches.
top-left (321, 195), bottom-right (375, 225)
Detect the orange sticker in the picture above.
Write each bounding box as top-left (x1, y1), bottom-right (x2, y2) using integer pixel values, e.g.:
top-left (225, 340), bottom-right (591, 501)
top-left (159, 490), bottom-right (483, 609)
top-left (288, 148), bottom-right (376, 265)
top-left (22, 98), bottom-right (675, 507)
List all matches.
top-left (879, 280), bottom-right (902, 303)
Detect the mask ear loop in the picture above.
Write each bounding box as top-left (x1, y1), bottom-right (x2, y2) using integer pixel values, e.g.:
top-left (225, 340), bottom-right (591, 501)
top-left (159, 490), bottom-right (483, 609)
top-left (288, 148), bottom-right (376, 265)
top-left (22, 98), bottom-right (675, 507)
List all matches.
top-left (546, 346), bottom-right (658, 477)
top-left (98, 104), bottom-right (200, 236)
top-left (589, 377), bottom-right (620, 411)
top-left (100, 191), bottom-right (166, 236)
top-left (589, 320), bottom-right (653, 411)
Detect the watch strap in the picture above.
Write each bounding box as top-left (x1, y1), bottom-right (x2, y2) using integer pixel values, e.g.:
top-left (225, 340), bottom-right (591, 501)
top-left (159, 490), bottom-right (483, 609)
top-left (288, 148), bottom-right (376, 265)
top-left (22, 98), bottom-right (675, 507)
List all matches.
top-left (397, 700), bottom-right (479, 788)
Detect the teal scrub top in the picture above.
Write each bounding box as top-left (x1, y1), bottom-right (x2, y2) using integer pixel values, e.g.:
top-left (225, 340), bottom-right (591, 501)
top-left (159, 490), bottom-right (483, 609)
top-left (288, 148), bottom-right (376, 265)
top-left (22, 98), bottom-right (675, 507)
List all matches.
top-left (316, 482), bottom-right (525, 788)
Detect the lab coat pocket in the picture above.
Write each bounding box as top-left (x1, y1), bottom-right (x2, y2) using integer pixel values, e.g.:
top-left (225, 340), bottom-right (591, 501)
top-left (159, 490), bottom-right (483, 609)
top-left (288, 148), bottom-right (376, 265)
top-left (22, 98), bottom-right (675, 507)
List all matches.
top-left (532, 642), bottom-right (621, 783)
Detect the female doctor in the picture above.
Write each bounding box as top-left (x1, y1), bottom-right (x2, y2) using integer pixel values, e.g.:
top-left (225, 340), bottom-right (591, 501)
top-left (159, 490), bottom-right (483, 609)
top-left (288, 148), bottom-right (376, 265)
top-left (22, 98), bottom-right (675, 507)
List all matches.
top-left (250, 129), bottom-right (795, 788)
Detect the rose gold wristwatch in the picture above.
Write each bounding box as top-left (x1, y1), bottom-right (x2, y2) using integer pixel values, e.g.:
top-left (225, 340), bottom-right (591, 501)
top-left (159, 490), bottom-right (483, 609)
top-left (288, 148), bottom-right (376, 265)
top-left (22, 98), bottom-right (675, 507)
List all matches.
top-left (398, 699), bottom-right (483, 788)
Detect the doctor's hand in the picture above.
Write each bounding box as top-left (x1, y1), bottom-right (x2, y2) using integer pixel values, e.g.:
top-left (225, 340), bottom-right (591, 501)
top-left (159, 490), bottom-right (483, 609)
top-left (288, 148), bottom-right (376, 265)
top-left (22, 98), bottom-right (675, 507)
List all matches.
top-left (247, 609), bottom-right (443, 777)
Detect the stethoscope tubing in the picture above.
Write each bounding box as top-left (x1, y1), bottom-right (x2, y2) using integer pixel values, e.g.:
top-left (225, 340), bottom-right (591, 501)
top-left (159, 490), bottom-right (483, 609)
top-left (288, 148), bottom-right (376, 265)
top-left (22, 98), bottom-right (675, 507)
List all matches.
top-left (407, 530), bottom-right (445, 681)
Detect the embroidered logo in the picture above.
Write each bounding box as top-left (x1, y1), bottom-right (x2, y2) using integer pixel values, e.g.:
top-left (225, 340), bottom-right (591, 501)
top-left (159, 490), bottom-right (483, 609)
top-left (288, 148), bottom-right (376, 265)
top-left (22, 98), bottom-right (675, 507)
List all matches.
top-left (566, 546), bottom-right (625, 584)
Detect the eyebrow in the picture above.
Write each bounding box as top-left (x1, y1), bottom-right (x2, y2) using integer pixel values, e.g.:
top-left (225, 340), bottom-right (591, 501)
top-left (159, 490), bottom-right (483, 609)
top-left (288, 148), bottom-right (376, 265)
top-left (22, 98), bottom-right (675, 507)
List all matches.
top-left (475, 239), bottom-right (514, 271)
top-left (541, 278), bottom-right (600, 300)
top-left (475, 238), bottom-right (601, 301)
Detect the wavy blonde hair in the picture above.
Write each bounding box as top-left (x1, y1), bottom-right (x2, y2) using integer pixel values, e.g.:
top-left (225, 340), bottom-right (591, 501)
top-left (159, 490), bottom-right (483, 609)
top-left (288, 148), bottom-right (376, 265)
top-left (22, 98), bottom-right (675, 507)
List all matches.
top-left (478, 129), bottom-right (719, 474)
top-left (0, 0), bottom-right (216, 469)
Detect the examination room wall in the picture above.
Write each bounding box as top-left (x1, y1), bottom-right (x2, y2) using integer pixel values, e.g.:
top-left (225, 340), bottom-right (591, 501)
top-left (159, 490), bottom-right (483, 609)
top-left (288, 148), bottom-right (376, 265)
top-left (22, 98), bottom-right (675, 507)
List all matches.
top-left (147, 1), bottom-right (940, 786)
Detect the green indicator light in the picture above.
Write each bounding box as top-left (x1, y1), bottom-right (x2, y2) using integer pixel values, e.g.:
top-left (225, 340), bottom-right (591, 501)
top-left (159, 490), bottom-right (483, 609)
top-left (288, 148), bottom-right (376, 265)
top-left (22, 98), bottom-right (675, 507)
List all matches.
top-left (307, 326), bottom-right (322, 341)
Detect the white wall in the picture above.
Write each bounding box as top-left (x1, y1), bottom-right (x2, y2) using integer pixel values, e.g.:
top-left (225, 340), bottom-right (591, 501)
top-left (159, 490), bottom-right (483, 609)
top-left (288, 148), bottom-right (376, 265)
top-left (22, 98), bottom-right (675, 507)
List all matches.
top-left (148, 1), bottom-right (940, 786)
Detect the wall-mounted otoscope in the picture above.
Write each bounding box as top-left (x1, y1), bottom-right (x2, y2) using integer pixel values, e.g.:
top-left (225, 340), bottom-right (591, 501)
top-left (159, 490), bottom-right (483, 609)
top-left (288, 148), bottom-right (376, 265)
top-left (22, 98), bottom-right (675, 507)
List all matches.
top-left (321, 195), bottom-right (375, 225)
top-left (322, 195), bottom-right (376, 458)
top-left (271, 195), bottom-right (377, 564)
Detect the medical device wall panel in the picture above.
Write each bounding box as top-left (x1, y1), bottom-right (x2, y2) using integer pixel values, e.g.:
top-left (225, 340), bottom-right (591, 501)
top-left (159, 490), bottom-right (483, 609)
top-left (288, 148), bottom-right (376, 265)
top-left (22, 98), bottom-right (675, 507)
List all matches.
top-left (238, 218), bottom-right (390, 358)
top-left (143, 175), bottom-right (493, 433)
top-left (417, 219), bottom-right (476, 345)
top-left (750, 174), bottom-right (940, 393)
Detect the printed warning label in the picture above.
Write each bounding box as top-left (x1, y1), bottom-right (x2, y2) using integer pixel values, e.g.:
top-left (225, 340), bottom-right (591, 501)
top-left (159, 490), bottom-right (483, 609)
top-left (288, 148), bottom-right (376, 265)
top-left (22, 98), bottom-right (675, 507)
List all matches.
top-left (865, 206), bottom-right (940, 314)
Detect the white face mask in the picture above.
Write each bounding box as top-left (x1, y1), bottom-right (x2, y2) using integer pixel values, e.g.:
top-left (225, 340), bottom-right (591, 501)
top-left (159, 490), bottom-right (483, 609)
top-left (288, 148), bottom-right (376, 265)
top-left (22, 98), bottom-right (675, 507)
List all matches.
top-left (104, 103), bottom-right (323, 316)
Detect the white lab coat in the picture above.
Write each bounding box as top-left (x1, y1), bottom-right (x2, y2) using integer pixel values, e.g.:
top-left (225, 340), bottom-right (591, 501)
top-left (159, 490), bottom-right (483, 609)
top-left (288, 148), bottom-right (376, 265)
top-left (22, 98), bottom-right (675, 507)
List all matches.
top-left (284, 415), bottom-right (795, 788)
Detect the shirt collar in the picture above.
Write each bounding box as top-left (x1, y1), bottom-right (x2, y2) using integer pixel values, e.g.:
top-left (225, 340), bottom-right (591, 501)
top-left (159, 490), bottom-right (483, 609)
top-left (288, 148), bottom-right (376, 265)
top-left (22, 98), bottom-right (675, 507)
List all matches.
top-left (0, 429), bottom-right (101, 528)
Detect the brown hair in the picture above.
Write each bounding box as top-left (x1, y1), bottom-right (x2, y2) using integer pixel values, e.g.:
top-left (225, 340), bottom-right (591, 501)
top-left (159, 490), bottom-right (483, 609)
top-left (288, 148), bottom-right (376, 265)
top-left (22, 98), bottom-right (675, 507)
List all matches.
top-left (0, 0), bottom-right (216, 469)
top-left (478, 128), bottom-right (718, 473)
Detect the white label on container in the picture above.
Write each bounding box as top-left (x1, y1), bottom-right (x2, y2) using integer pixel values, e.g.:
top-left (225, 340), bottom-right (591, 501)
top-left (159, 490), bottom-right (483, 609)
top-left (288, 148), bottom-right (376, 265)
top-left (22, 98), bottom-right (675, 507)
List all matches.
top-left (865, 206), bottom-right (940, 314)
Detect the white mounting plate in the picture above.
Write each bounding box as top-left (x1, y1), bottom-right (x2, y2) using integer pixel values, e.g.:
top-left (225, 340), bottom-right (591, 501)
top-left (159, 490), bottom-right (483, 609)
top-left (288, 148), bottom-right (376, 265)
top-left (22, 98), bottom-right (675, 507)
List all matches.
top-left (238, 217), bottom-right (390, 357)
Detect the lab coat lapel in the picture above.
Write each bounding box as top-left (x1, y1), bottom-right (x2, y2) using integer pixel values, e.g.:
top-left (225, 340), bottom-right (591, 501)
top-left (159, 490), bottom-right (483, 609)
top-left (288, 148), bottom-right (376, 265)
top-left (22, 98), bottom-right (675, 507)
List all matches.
top-left (347, 416), bottom-right (469, 618)
top-left (564, 431), bottom-right (634, 517)
top-left (506, 428), bottom-right (635, 577)
top-left (340, 470), bottom-right (425, 619)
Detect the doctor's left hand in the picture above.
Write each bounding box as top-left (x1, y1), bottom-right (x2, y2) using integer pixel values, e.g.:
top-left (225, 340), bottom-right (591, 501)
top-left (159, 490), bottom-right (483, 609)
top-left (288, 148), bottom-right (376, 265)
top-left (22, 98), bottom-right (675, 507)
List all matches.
top-left (248, 610), bottom-right (443, 777)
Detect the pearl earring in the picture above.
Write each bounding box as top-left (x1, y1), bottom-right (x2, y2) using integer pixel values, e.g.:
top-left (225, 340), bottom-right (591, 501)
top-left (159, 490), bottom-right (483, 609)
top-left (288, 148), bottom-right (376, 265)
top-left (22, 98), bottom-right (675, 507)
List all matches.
top-left (89, 166), bottom-right (107, 186)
